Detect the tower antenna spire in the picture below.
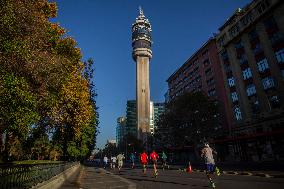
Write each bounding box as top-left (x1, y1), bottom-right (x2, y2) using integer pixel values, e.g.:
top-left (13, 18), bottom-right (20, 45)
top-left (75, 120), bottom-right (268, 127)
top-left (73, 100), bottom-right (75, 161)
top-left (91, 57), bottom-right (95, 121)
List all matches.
top-left (139, 6), bottom-right (144, 16)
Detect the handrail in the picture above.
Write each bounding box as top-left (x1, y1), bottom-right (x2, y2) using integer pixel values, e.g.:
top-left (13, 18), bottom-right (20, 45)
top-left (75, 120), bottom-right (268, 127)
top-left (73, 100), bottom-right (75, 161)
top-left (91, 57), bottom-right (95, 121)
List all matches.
top-left (0, 162), bottom-right (78, 189)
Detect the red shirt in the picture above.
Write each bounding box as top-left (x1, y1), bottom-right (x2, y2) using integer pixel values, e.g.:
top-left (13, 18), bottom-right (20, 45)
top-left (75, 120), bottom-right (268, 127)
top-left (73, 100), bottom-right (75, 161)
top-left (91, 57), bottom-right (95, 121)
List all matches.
top-left (150, 151), bottom-right (159, 161)
top-left (140, 152), bottom-right (148, 163)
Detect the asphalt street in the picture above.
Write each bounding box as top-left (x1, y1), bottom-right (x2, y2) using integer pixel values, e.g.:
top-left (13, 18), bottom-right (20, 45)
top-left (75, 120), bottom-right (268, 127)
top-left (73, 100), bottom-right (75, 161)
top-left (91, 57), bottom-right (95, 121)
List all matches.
top-left (108, 167), bottom-right (284, 189)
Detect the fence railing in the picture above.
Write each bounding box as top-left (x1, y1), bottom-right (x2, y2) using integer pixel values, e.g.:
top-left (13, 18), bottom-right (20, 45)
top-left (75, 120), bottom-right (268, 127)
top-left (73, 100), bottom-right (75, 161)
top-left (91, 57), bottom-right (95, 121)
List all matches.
top-left (0, 162), bottom-right (78, 189)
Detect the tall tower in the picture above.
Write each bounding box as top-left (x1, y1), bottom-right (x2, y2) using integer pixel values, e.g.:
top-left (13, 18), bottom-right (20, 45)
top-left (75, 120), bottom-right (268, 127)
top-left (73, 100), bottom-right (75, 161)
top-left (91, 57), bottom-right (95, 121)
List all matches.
top-left (131, 7), bottom-right (152, 143)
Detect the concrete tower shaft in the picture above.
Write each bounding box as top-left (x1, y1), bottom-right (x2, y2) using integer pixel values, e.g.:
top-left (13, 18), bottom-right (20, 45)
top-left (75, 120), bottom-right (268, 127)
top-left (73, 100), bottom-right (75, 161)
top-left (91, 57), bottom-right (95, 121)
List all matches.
top-left (131, 7), bottom-right (152, 140)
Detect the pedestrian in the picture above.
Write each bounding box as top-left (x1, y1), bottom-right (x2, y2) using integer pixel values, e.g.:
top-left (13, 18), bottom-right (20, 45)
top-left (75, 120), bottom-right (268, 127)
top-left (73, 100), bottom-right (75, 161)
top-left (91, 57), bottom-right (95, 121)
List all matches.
top-left (116, 153), bottom-right (125, 173)
top-left (130, 152), bottom-right (136, 169)
top-left (201, 143), bottom-right (217, 188)
top-left (140, 150), bottom-right (148, 174)
top-left (150, 150), bottom-right (159, 178)
top-left (111, 155), bottom-right (117, 169)
top-left (103, 155), bottom-right (108, 169)
top-left (161, 151), bottom-right (168, 170)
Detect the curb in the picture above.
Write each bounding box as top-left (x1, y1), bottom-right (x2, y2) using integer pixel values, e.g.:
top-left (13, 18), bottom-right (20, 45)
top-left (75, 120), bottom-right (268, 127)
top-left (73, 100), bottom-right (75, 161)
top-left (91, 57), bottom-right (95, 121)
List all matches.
top-left (254, 173), bottom-right (272, 178)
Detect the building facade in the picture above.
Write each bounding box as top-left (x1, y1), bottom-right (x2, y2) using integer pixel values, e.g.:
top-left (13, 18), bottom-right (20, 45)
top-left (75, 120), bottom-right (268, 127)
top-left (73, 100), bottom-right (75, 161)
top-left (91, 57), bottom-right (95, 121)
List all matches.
top-left (125, 100), bottom-right (137, 137)
top-left (167, 38), bottom-right (231, 131)
top-left (131, 7), bottom-right (153, 141)
top-left (116, 116), bottom-right (126, 149)
top-left (215, 0), bottom-right (284, 161)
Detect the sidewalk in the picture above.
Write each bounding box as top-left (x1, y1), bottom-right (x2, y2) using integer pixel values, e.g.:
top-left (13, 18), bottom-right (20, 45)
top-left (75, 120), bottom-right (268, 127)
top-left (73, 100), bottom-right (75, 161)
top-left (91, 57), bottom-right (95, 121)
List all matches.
top-left (60, 166), bottom-right (136, 189)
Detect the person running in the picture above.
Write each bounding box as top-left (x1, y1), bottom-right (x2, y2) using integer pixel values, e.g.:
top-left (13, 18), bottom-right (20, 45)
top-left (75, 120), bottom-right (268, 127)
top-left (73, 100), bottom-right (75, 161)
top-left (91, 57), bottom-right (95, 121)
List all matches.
top-left (161, 151), bottom-right (168, 171)
top-left (140, 150), bottom-right (148, 174)
top-left (129, 152), bottom-right (136, 169)
top-left (111, 156), bottom-right (117, 169)
top-left (103, 155), bottom-right (108, 169)
top-left (116, 153), bottom-right (125, 173)
top-left (150, 150), bottom-right (159, 178)
top-left (201, 143), bottom-right (217, 188)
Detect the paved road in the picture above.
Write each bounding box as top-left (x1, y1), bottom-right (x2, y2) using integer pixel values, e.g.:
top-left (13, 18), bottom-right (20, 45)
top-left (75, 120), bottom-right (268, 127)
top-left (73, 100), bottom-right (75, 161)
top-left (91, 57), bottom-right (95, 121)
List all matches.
top-left (108, 167), bottom-right (284, 189)
top-left (60, 166), bottom-right (135, 189)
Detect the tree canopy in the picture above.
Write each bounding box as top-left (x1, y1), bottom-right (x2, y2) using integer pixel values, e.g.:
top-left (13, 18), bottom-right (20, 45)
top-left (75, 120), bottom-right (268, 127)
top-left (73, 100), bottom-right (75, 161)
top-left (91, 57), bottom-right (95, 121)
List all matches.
top-left (154, 92), bottom-right (222, 149)
top-left (0, 0), bottom-right (98, 161)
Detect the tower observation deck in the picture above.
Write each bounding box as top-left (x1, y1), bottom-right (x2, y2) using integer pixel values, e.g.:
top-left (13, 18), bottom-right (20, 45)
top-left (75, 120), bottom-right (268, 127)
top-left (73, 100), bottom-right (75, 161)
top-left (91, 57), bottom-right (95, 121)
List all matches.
top-left (131, 7), bottom-right (152, 144)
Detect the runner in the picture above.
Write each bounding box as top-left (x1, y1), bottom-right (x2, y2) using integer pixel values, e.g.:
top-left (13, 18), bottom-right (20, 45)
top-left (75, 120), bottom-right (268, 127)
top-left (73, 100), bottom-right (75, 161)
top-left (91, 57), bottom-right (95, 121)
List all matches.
top-left (150, 150), bottom-right (159, 178)
top-left (111, 155), bottom-right (117, 169)
top-left (140, 150), bottom-right (148, 174)
top-left (161, 151), bottom-right (167, 171)
top-left (103, 155), bottom-right (108, 169)
top-left (201, 143), bottom-right (217, 188)
top-left (129, 152), bottom-right (136, 169)
top-left (116, 153), bottom-right (125, 173)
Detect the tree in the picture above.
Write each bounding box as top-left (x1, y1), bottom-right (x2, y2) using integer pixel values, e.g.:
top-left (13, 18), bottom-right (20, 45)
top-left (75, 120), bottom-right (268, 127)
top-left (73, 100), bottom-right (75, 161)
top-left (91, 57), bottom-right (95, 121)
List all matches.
top-left (154, 92), bottom-right (222, 149)
top-left (0, 0), bottom-right (99, 161)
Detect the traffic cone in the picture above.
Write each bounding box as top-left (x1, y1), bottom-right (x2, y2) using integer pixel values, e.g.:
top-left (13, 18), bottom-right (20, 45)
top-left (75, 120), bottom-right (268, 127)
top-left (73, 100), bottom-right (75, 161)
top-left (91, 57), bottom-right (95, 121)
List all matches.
top-left (187, 161), bottom-right (192, 173)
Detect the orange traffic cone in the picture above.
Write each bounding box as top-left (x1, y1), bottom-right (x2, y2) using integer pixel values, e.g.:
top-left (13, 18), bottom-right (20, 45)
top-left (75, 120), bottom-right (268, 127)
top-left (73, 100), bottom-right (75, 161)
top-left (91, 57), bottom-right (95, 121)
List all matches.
top-left (187, 161), bottom-right (192, 173)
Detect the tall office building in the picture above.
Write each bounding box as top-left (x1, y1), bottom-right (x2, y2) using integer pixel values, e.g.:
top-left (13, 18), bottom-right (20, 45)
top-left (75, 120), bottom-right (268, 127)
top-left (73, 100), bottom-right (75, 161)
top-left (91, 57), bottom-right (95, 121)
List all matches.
top-left (167, 38), bottom-right (231, 131)
top-left (116, 116), bottom-right (126, 149)
top-left (131, 7), bottom-right (153, 141)
top-left (215, 0), bottom-right (284, 161)
top-left (125, 100), bottom-right (164, 136)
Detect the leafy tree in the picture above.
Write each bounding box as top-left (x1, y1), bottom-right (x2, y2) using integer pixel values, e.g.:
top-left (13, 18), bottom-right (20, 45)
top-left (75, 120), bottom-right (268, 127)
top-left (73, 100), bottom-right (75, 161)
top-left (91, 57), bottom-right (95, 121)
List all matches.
top-left (154, 92), bottom-right (222, 149)
top-left (0, 0), bottom-right (99, 161)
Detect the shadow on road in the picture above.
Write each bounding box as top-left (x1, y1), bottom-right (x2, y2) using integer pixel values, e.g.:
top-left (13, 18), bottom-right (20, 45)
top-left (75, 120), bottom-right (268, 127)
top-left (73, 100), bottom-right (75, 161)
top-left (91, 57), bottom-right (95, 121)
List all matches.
top-left (125, 176), bottom-right (188, 186)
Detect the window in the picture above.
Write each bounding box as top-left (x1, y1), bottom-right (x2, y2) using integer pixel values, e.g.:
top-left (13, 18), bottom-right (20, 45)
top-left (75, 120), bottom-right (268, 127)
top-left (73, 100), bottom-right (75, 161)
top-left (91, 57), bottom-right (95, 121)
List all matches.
top-left (218, 34), bottom-right (226, 47)
top-left (208, 89), bottom-right (216, 97)
top-left (221, 50), bottom-right (228, 60)
top-left (269, 95), bottom-right (280, 109)
top-left (246, 84), bottom-right (257, 96)
top-left (252, 100), bottom-right (260, 114)
top-left (270, 32), bottom-right (283, 45)
top-left (206, 78), bottom-right (215, 86)
top-left (248, 29), bottom-right (258, 40)
top-left (281, 70), bottom-right (284, 80)
top-left (257, 0), bottom-right (270, 14)
top-left (228, 77), bottom-right (235, 87)
top-left (253, 43), bottom-right (262, 55)
top-left (202, 50), bottom-right (208, 57)
top-left (264, 16), bottom-right (277, 29)
top-left (239, 54), bottom-right (247, 65)
top-left (224, 64), bottom-right (231, 73)
top-left (242, 68), bottom-right (253, 80)
top-left (275, 49), bottom-right (284, 64)
top-left (241, 11), bottom-right (254, 26)
top-left (234, 40), bottom-right (243, 49)
top-left (231, 92), bottom-right (238, 102)
top-left (262, 76), bottom-right (275, 90)
top-left (203, 59), bottom-right (211, 66)
top-left (205, 68), bottom-right (212, 76)
top-left (234, 107), bottom-right (242, 120)
top-left (257, 58), bottom-right (269, 72)
top-left (229, 23), bottom-right (240, 38)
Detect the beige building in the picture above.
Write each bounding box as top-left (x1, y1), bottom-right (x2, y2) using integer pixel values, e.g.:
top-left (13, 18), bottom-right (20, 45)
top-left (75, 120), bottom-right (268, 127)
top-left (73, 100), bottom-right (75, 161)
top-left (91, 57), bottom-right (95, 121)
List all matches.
top-left (216, 0), bottom-right (284, 161)
top-left (131, 7), bottom-right (153, 143)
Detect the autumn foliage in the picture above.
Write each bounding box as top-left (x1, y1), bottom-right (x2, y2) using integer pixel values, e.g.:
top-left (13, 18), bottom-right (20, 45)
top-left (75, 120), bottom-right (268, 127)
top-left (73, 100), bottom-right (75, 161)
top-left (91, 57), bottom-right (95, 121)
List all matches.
top-left (0, 0), bottom-right (98, 161)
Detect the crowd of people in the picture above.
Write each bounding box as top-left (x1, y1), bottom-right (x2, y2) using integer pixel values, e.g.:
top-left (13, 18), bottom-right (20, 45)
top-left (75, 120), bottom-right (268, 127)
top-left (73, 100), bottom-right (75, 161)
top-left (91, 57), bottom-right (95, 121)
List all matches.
top-left (100, 143), bottom-right (220, 188)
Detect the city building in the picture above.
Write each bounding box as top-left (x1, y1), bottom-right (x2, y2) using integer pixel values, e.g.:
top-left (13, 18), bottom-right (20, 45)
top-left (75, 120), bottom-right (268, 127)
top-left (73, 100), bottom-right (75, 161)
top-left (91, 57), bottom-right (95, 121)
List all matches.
top-left (124, 100), bottom-right (165, 136)
top-left (116, 116), bottom-right (126, 149)
top-left (166, 38), bottom-right (231, 131)
top-left (131, 7), bottom-right (153, 141)
top-left (150, 102), bottom-right (165, 134)
top-left (125, 100), bottom-right (137, 137)
top-left (215, 0), bottom-right (284, 161)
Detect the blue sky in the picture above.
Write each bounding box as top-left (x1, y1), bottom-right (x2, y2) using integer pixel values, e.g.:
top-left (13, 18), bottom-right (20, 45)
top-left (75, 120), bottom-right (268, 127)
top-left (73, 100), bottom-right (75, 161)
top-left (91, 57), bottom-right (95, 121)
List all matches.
top-left (53, 0), bottom-right (250, 148)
